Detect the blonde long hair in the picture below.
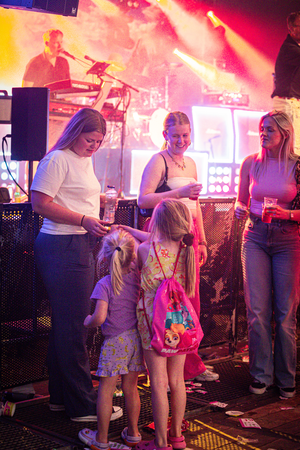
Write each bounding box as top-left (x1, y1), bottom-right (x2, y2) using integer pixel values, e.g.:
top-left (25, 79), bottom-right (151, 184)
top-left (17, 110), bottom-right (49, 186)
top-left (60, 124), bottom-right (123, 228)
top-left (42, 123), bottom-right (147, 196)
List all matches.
top-left (251, 110), bottom-right (298, 180)
top-left (161, 111), bottom-right (191, 150)
top-left (97, 230), bottom-right (136, 296)
top-left (50, 108), bottom-right (106, 153)
top-left (149, 199), bottom-right (196, 297)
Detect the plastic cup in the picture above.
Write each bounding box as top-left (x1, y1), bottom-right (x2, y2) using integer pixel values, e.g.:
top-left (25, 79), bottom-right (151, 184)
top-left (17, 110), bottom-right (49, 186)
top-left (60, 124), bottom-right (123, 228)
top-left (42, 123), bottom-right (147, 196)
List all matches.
top-left (262, 197), bottom-right (278, 223)
top-left (189, 183), bottom-right (203, 201)
top-left (2, 401), bottom-right (16, 417)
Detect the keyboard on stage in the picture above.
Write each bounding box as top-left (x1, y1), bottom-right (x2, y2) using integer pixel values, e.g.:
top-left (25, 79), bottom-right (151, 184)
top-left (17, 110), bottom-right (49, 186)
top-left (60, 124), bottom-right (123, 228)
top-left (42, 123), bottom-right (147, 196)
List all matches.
top-left (49, 99), bottom-right (125, 122)
top-left (48, 80), bottom-right (126, 122)
top-left (45, 79), bottom-right (101, 97)
top-left (49, 100), bottom-right (84, 118)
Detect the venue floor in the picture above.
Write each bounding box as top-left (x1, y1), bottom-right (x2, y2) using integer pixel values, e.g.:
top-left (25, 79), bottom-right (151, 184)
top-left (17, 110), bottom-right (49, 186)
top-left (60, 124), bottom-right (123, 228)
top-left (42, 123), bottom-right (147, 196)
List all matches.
top-left (1, 340), bottom-right (300, 450)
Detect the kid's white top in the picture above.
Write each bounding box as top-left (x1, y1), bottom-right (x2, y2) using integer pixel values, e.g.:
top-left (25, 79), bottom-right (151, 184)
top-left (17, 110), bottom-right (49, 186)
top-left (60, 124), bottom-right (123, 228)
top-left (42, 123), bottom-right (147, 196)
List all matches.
top-left (31, 148), bottom-right (101, 235)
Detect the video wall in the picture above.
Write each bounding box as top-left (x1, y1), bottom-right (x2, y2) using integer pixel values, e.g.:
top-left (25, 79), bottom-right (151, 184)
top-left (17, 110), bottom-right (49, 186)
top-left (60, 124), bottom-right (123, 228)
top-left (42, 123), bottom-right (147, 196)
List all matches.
top-left (0, 105), bottom-right (266, 200)
top-left (129, 106), bottom-right (267, 197)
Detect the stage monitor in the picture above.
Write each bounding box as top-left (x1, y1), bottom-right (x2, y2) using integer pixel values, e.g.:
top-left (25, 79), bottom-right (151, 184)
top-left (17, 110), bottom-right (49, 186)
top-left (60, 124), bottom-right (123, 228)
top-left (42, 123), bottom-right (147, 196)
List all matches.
top-left (11, 87), bottom-right (49, 162)
top-left (0, 0), bottom-right (79, 17)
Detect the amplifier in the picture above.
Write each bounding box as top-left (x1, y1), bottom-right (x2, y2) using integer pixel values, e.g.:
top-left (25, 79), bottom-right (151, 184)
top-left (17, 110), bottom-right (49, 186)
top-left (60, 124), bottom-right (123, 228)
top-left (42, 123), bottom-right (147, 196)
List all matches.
top-left (0, 92), bottom-right (12, 124)
top-left (203, 92), bottom-right (249, 107)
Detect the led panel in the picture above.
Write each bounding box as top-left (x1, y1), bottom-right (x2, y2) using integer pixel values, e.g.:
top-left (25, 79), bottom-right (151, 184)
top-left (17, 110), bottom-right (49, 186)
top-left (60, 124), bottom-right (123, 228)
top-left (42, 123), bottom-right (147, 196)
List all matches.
top-left (234, 109), bottom-right (268, 164)
top-left (130, 150), bottom-right (209, 196)
top-left (192, 106), bottom-right (234, 163)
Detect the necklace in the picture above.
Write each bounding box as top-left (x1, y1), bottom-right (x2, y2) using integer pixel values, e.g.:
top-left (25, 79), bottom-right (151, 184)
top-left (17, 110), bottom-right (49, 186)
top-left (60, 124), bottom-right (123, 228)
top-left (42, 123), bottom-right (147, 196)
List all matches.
top-left (167, 151), bottom-right (186, 171)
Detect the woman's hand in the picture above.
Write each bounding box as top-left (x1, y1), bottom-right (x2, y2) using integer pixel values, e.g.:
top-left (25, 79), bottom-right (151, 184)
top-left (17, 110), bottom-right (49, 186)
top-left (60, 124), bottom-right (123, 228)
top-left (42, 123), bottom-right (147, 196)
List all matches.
top-left (178, 182), bottom-right (203, 199)
top-left (82, 216), bottom-right (109, 236)
top-left (84, 315), bottom-right (93, 328)
top-left (235, 202), bottom-right (248, 220)
top-left (266, 205), bottom-right (290, 220)
top-left (199, 245), bottom-right (207, 266)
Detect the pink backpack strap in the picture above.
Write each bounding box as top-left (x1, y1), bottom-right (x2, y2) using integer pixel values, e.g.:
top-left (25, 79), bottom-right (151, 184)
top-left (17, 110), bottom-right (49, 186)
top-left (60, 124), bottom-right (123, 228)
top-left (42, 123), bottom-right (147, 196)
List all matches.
top-left (152, 241), bottom-right (182, 278)
top-left (141, 289), bottom-right (153, 338)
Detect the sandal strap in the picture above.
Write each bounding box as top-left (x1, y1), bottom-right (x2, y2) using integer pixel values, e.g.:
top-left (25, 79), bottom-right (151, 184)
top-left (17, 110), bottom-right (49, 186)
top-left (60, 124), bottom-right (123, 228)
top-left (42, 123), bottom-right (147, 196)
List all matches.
top-left (167, 435), bottom-right (185, 443)
top-left (136, 440), bottom-right (171, 450)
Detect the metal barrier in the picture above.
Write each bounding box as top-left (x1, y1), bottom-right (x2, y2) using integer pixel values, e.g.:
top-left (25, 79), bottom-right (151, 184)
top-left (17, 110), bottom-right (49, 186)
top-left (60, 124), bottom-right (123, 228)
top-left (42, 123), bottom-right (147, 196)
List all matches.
top-left (1, 199), bottom-right (246, 389)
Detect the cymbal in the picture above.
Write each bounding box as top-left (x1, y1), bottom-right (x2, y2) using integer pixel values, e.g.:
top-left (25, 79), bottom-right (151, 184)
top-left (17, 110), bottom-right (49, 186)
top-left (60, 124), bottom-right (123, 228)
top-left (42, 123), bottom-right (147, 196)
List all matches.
top-left (105, 60), bottom-right (126, 72)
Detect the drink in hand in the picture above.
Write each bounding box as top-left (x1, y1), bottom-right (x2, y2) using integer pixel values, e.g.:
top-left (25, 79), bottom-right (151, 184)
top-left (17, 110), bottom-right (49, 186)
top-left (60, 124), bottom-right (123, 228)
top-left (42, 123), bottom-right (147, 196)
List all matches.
top-left (262, 197), bottom-right (277, 223)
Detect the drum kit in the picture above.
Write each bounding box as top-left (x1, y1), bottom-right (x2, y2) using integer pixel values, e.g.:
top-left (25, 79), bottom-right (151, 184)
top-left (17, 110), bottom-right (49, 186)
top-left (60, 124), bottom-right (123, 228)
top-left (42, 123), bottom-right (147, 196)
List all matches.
top-left (56, 52), bottom-right (177, 192)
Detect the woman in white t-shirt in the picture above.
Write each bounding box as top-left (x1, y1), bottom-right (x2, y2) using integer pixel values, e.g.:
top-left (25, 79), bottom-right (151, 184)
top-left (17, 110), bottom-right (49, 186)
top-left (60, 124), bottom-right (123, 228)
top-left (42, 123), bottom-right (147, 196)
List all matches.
top-left (31, 108), bottom-right (122, 422)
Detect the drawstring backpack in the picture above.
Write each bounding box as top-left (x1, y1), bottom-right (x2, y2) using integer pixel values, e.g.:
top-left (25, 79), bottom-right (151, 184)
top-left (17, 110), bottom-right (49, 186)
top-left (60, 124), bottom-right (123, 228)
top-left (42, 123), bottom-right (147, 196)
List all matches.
top-left (142, 242), bottom-right (203, 356)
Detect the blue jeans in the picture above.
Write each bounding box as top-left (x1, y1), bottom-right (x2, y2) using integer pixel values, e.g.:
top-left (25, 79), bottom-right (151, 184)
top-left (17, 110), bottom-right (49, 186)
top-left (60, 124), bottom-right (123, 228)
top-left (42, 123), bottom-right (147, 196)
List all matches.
top-left (34, 232), bottom-right (98, 417)
top-left (241, 215), bottom-right (300, 388)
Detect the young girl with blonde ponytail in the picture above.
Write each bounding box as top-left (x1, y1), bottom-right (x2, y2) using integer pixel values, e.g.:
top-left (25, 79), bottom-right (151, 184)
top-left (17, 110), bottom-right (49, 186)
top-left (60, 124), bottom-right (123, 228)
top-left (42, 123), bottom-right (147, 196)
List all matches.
top-left (136, 199), bottom-right (197, 450)
top-left (79, 229), bottom-right (145, 450)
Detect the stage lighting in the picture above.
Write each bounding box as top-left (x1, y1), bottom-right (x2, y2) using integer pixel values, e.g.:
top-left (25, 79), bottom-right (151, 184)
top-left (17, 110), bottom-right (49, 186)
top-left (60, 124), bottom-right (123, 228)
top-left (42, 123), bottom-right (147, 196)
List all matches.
top-left (174, 48), bottom-right (240, 93)
top-left (206, 11), bottom-right (222, 28)
top-left (207, 164), bottom-right (232, 195)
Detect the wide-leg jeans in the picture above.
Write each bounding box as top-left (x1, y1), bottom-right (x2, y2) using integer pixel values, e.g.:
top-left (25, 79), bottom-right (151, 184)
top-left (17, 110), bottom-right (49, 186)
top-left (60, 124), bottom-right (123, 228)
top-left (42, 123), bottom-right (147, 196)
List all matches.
top-left (34, 232), bottom-right (98, 417)
top-left (241, 216), bottom-right (300, 388)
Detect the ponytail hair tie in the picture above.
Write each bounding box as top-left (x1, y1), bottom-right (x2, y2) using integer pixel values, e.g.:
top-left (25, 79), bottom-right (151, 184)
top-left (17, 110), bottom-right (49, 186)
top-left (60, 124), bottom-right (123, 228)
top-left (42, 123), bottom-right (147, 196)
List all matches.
top-left (182, 233), bottom-right (194, 247)
top-left (116, 246), bottom-right (121, 252)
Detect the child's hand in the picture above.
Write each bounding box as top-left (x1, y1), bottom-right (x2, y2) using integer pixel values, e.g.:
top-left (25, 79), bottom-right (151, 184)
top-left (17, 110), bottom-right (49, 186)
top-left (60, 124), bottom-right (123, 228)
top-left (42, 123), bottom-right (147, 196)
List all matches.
top-left (84, 315), bottom-right (93, 327)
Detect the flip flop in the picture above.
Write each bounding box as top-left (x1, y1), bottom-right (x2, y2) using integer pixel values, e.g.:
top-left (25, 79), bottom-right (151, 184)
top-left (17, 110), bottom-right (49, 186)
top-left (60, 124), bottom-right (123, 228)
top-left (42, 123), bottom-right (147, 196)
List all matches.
top-left (135, 439), bottom-right (172, 450)
top-left (121, 427), bottom-right (142, 447)
top-left (167, 430), bottom-right (186, 449)
top-left (78, 428), bottom-right (130, 450)
top-left (78, 428), bottom-right (110, 450)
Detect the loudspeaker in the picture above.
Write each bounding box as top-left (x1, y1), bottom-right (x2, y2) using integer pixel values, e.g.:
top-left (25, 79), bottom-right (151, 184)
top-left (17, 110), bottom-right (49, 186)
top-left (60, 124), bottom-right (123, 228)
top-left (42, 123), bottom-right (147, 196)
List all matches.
top-left (0, 0), bottom-right (79, 16)
top-left (11, 87), bottom-right (49, 161)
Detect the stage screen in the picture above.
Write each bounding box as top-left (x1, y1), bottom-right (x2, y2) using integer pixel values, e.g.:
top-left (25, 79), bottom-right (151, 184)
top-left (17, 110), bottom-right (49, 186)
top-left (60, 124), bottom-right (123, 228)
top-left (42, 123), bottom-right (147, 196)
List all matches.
top-left (234, 109), bottom-right (268, 164)
top-left (192, 106), bottom-right (234, 164)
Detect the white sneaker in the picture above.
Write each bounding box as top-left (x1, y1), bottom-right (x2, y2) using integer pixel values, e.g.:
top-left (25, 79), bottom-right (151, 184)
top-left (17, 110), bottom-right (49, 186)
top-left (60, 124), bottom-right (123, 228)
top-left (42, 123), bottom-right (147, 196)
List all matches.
top-left (71, 405), bottom-right (123, 422)
top-left (49, 403), bottom-right (65, 411)
top-left (194, 369), bottom-right (219, 382)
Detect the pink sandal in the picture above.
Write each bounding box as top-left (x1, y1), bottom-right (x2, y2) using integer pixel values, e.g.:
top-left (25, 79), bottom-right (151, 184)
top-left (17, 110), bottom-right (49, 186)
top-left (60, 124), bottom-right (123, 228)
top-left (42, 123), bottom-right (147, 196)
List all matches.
top-left (167, 430), bottom-right (186, 449)
top-left (135, 439), bottom-right (172, 450)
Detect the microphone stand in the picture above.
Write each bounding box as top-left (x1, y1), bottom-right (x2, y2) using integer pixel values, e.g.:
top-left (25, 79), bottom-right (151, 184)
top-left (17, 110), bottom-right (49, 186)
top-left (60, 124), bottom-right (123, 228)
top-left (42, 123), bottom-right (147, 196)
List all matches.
top-left (60, 51), bottom-right (91, 66)
top-left (87, 63), bottom-right (139, 198)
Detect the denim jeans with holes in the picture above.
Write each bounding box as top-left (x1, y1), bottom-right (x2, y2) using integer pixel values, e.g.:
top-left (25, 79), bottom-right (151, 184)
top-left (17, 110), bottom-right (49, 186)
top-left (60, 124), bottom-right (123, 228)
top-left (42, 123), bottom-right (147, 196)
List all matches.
top-left (241, 215), bottom-right (300, 388)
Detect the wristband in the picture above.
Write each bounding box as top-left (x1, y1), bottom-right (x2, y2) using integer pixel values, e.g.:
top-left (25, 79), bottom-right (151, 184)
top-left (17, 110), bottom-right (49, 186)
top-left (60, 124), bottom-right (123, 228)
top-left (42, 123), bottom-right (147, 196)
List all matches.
top-left (289, 210), bottom-right (295, 220)
top-left (80, 215), bottom-right (85, 227)
top-left (198, 240), bottom-right (207, 246)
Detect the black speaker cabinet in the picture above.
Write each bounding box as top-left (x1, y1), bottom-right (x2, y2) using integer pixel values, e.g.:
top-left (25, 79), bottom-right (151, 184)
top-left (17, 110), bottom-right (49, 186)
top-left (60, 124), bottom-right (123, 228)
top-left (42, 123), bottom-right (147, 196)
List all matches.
top-left (0, 0), bottom-right (79, 16)
top-left (11, 87), bottom-right (49, 162)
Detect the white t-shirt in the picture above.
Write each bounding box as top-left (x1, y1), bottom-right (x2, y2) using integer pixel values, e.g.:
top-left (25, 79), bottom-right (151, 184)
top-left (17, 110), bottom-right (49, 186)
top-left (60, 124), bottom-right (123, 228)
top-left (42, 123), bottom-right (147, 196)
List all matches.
top-left (31, 148), bottom-right (101, 235)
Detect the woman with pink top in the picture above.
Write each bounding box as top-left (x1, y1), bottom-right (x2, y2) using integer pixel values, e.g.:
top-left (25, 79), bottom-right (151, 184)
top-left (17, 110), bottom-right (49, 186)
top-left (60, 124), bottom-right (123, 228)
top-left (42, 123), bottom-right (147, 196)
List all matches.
top-left (235, 110), bottom-right (300, 398)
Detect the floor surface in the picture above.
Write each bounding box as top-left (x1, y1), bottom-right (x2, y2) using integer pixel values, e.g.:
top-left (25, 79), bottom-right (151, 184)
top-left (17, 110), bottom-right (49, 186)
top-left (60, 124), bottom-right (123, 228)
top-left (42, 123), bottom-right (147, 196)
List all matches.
top-left (1, 342), bottom-right (300, 450)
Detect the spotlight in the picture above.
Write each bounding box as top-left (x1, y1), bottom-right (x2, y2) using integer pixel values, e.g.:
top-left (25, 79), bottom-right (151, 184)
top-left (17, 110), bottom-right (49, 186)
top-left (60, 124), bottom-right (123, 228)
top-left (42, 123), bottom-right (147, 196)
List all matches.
top-left (173, 48), bottom-right (240, 92)
top-left (206, 11), bottom-right (221, 28)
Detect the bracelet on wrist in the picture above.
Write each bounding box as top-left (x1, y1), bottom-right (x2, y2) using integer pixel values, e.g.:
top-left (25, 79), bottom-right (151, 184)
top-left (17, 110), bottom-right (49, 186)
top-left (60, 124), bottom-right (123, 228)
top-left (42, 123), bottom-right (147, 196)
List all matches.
top-left (289, 210), bottom-right (295, 221)
top-left (80, 215), bottom-right (85, 227)
top-left (198, 240), bottom-right (207, 247)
